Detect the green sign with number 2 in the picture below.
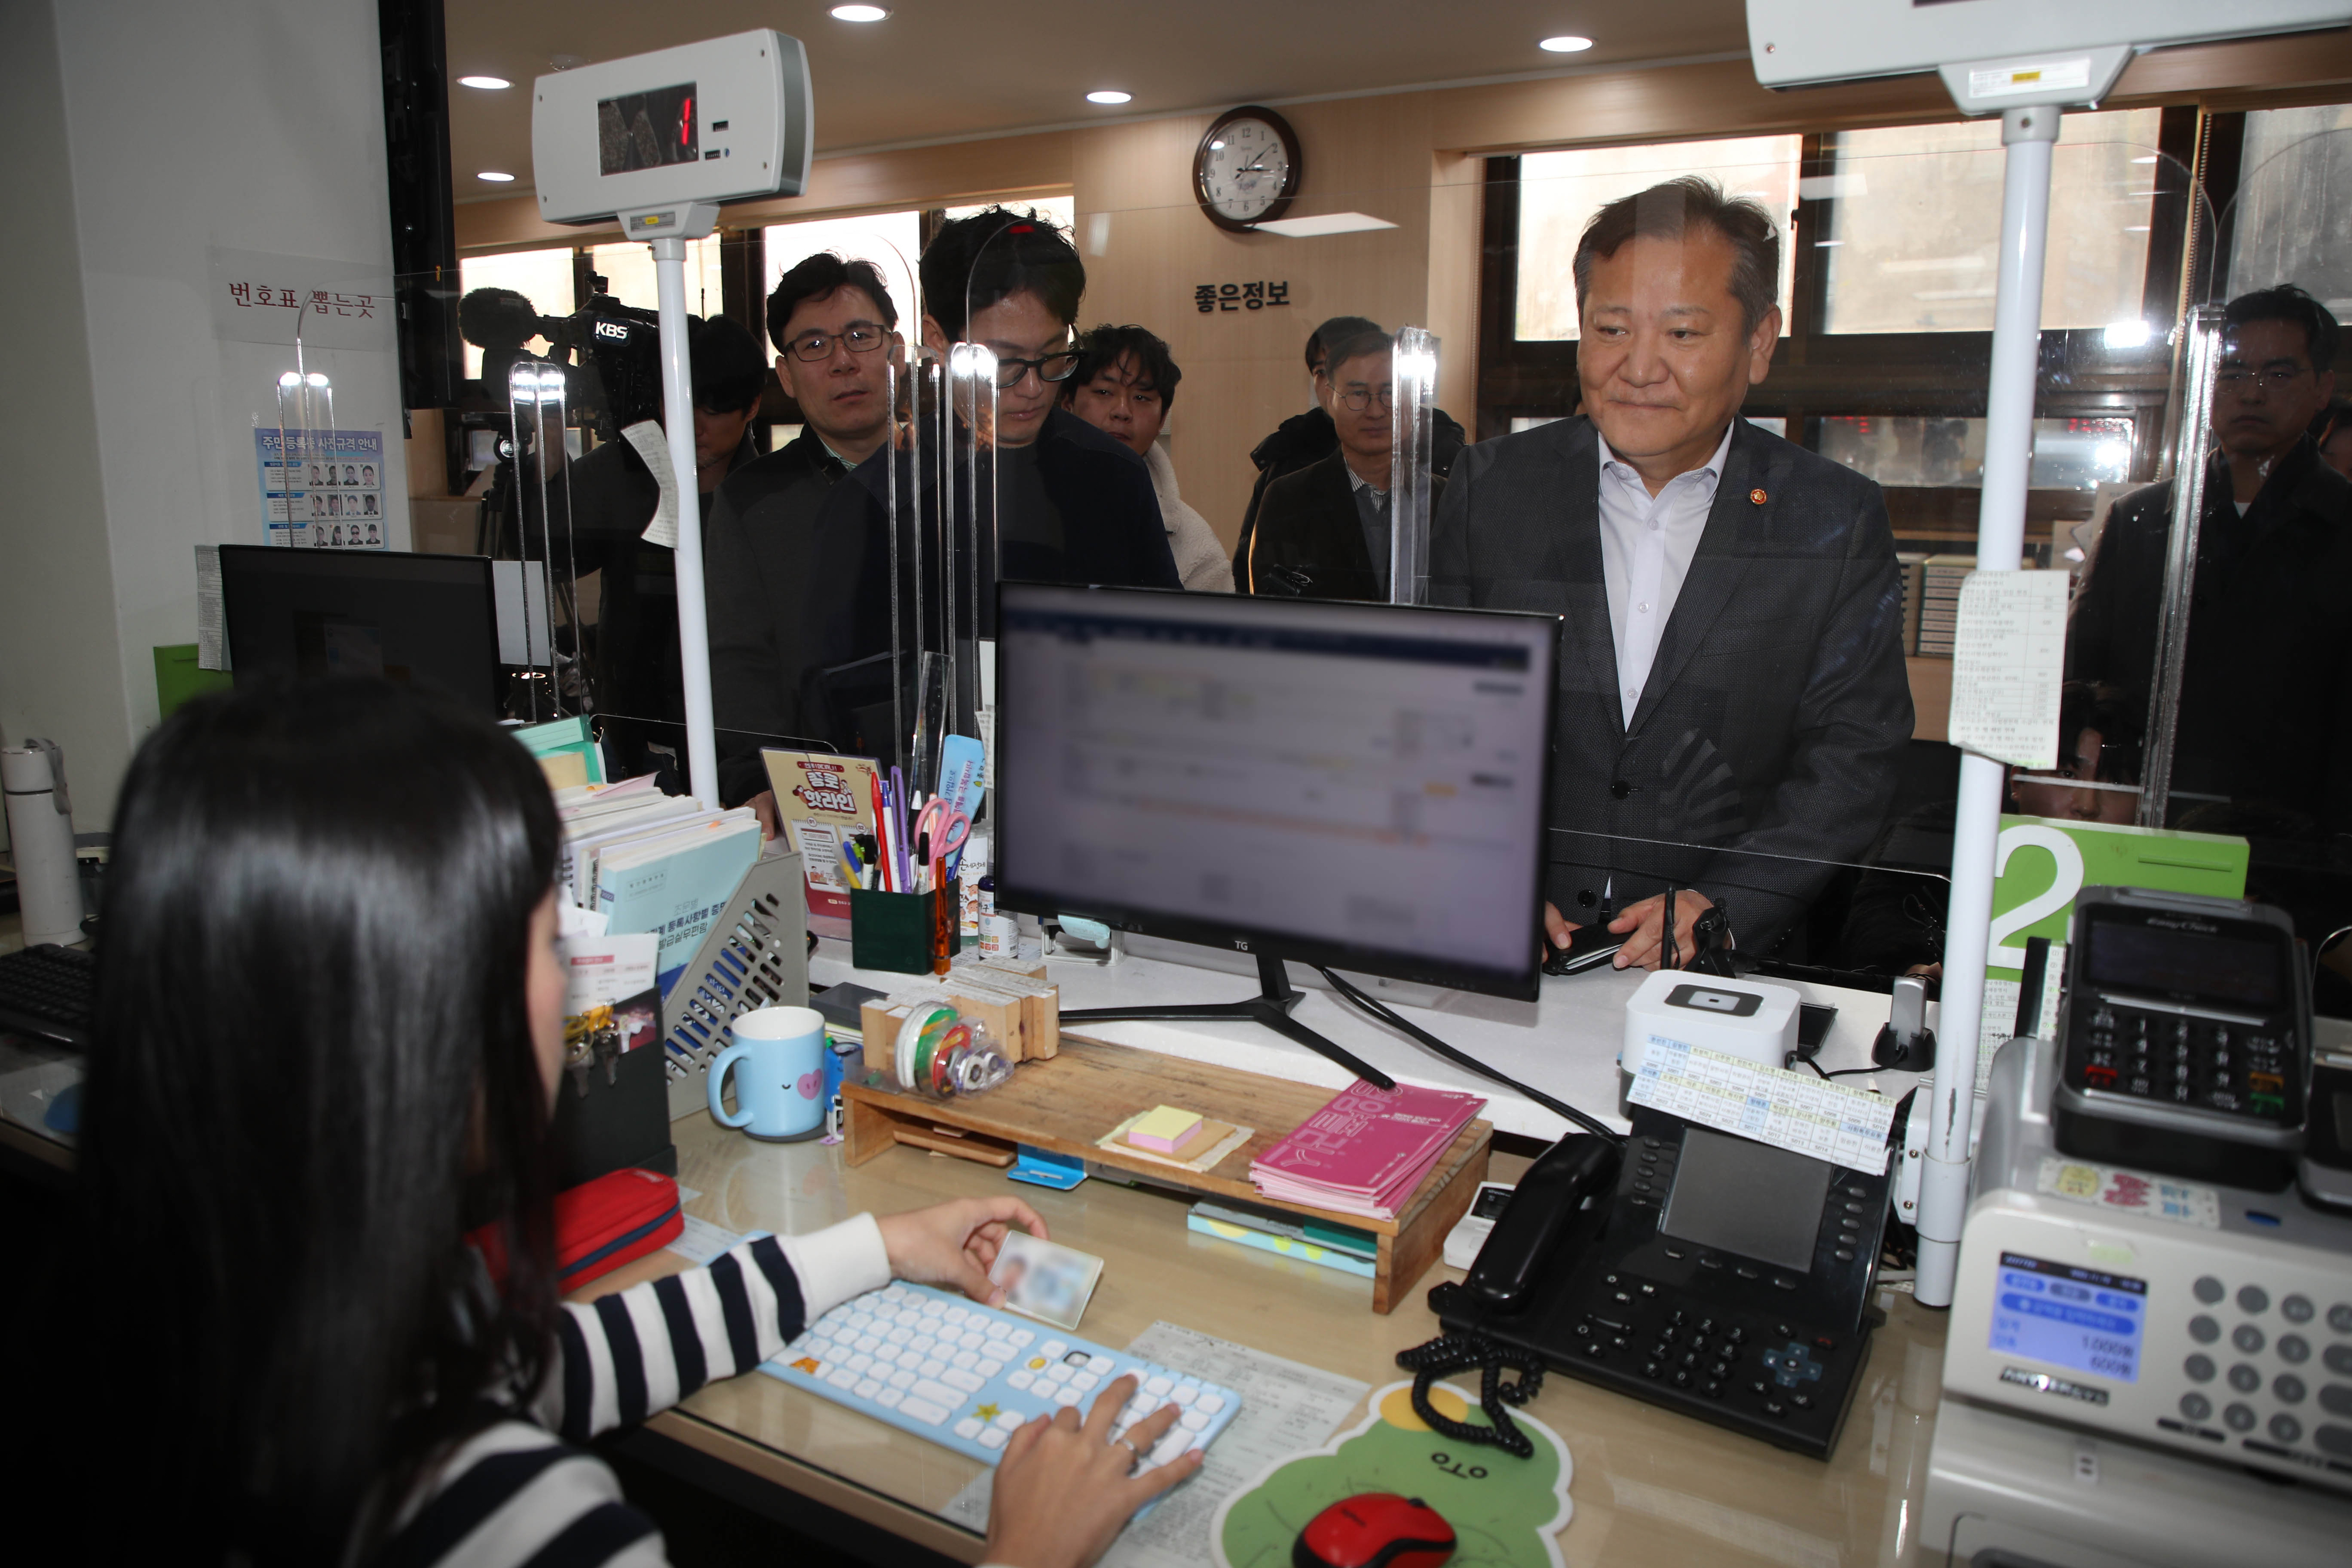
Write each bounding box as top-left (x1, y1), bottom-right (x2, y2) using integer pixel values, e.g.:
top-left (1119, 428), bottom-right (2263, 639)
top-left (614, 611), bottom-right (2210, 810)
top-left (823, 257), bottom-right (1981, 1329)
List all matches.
top-left (1988, 815), bottom-right (2248, 982)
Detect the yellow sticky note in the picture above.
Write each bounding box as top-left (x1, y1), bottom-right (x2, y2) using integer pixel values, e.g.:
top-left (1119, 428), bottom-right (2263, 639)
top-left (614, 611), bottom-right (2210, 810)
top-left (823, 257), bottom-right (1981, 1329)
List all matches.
top-left (1127, 1104), bottom-right (1202, 1154)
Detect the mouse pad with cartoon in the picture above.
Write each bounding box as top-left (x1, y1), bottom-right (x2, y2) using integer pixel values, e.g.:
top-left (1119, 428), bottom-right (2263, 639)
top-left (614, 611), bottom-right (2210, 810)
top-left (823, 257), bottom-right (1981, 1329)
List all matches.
top-left (1212, 1380), bottom-right (1573, 1568)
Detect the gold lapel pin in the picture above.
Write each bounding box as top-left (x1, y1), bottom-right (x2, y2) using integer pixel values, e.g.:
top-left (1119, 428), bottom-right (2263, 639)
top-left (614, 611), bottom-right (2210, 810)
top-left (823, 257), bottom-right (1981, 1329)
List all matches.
top-left (1749, 487), bottom-right (1768, 506)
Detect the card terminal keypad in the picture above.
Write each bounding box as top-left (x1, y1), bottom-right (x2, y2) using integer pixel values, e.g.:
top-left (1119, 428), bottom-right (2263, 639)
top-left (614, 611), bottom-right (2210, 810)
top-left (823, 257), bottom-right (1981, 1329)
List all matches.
top-left (2071, 1001), bottom-right (2296, 1125)
top-left (2160, 1271), bottom-right (2352, 1478)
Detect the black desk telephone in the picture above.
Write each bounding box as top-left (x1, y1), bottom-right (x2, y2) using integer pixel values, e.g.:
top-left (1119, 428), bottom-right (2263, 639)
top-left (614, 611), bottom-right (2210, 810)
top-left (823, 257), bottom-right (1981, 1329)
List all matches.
top-left (1428, 1106), bottom-right (1896, 1458)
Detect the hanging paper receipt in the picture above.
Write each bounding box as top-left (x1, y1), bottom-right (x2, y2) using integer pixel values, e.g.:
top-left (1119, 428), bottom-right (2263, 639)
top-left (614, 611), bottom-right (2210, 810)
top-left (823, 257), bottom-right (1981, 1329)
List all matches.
top-left (1628, 1037), bottom-right (1896, 1174)
top-left (621, 420), bottom-right (682, 548)
top-left (1947, 569), bottom-right (2071, 768)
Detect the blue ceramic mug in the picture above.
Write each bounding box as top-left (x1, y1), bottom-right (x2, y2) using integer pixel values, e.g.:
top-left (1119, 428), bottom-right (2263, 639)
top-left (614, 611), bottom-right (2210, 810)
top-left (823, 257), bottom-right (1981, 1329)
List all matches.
top-left (707, 1005), bottom-right (827, 1141)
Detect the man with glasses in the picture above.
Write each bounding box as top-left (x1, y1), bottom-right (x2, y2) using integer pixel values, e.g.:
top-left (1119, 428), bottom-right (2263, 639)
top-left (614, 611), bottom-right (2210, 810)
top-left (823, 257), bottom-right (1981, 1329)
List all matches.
top-left (703, 252), bottom-right (906, 821)
top-left (2069, 283), bottom-right (2351, 834)
top-left (917, 208), bottom-right (1179, 616)
top-left (1432, 178), bottom-right (1913, 969)
top-left (1245, 328), bottom-right (1419, 600)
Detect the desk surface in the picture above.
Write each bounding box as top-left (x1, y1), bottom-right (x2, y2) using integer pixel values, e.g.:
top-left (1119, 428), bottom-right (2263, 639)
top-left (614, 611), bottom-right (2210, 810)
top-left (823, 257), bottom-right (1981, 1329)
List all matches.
top-left (811, 937), bottom-right (1927, 1142)
top-left (606, 1106), bottom-right (1950, 1567)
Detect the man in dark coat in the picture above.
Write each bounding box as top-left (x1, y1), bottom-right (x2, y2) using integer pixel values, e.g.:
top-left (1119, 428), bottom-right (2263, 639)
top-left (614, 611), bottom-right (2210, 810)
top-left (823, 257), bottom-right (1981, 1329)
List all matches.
top-left (1248, 327), bottom-right (1441, 600)
top-left (1432, 177), bottom-right (1912, 965)
top-left (2067, 284), bottom-right (2351, 834)
top-left (1234, 316), bottom-right (1465, 589)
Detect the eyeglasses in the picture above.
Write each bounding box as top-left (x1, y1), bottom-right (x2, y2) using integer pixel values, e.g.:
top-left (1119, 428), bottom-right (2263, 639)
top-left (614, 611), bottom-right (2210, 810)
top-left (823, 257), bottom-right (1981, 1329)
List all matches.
top-left (2216, 364), bottom-right (2310, 389)
top-left (989, 350), bottom-right (1081, 389)
top-left (785, 323), bottom-right (890, 363)
top-left (1338, 386), bottom-right (1395, 412)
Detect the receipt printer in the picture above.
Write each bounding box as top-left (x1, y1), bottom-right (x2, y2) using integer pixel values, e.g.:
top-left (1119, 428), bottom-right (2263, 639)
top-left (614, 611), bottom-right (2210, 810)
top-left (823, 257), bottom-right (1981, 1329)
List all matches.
top-left (1621, 972), bottom-right (1802, 1111)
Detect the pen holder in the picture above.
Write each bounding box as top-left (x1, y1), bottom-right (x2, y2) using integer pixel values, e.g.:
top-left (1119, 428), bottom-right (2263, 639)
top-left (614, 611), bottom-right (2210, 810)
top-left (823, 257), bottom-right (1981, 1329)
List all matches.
top-left (851, 887), bottom-right (960, 974)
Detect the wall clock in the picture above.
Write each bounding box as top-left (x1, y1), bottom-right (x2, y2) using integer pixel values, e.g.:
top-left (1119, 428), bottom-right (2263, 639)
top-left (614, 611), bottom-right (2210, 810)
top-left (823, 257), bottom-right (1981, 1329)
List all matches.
top-left (1194, 105), bottom-right (1302, 232)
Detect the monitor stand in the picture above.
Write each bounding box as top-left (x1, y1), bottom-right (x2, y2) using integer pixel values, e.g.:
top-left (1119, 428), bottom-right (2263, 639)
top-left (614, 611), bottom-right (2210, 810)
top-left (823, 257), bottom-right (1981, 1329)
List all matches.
top-left (1058, 951), bottom-right (1396, 1091)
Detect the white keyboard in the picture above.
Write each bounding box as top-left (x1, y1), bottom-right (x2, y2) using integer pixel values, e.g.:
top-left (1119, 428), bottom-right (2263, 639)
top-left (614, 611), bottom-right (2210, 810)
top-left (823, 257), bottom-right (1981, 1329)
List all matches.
top-left (759, 1282), bottom-right (1242, 1472)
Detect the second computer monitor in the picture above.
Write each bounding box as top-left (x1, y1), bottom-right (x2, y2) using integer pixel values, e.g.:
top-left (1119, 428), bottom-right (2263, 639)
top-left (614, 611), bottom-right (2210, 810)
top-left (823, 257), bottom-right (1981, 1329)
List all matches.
top-left (218, 545), bottom-right (502, 716)
top-left (993, 583), bottom-right (1559, 1002)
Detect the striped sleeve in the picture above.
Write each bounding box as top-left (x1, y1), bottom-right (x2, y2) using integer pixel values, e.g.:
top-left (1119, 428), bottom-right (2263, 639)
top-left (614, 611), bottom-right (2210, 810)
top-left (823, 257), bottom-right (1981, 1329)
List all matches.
top-left (540, 1215), bottom-right (890, 1443)
top-left (383, 1420), bottom-right (666, 1568)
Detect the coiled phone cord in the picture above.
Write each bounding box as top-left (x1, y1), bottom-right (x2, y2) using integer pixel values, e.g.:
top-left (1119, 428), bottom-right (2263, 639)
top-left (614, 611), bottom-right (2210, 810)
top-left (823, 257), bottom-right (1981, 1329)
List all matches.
top-left (1394, 1331), bottom-right (1545, 1459)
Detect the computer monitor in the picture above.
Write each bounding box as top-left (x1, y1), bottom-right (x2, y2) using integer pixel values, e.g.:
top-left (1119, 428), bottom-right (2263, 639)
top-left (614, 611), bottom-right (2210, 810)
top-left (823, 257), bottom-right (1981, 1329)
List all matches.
top-left (218, 545), bottom-right (503, 716)
top-left (993, 583), bottom-right (1559, 1081)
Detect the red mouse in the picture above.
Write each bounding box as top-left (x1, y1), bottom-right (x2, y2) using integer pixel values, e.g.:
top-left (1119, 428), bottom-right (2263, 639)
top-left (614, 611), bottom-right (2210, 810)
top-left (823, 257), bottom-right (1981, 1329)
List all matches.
top-left (1292, 1493), bottom-right (1457, 1568)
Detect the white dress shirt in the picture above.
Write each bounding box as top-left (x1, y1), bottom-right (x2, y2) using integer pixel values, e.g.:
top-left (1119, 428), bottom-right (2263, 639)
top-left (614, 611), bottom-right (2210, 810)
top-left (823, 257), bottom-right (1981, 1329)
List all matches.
top-left (1596, 423), bottom-right (1735, 726)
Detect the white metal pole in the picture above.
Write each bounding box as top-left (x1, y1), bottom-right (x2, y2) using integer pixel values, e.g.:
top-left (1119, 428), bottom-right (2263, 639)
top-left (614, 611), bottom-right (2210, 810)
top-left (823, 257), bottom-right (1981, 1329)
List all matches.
top-left (651, 235), bottom-right (719, 804)
top-left (1916, 103), bottom-right (2058, 1309)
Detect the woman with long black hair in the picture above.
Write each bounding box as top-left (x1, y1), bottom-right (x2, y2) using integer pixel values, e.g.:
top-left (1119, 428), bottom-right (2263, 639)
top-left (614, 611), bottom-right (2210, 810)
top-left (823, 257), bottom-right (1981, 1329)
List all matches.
top-left (17, 678), bottom-right (1194, 1566)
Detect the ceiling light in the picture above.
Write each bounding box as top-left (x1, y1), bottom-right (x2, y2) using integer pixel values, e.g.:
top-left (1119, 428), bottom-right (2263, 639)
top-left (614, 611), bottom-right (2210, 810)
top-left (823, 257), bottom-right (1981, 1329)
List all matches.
top-left (1087, 90), bottom-right (1132, 105)
top-left (1539, 35), bottom-right (1595, 53)
top-left (829, 4), bottom-right (890, 19)
top-left (477, 170), bottom-right (516, 183)
top-left (457, 75), bottom-right (510, 89)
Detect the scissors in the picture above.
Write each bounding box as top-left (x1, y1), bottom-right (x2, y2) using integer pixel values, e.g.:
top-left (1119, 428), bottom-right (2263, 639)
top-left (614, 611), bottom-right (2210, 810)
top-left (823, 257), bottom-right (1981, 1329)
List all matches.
top-left (913, 797), bottom-right (971, 865)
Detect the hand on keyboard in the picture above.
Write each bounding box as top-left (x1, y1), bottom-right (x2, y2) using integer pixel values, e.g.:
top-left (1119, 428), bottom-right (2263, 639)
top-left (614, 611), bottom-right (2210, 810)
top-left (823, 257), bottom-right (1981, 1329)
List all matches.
top-left (878, 1195), bottom-right (1051, 1306)
top-left (986, 1373), bottom-right (1201, 1568)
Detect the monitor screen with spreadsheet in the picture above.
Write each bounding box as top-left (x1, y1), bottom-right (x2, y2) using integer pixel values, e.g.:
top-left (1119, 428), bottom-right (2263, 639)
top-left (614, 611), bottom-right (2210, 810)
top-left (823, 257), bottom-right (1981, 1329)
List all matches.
top-left (993, 583), bottom-right (1558, 1001)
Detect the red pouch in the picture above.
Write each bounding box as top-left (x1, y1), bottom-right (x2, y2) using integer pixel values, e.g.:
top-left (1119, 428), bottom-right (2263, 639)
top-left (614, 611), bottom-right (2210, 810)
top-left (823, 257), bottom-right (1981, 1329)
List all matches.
top-left (472, 1167), bottom-right (685, 1293)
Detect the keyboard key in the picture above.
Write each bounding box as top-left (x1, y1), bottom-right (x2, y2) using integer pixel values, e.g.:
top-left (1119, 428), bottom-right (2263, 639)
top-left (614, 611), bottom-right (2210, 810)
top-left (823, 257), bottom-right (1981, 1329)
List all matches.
top-left (854, 1378), bottom-right (883, 1399)
top-left (1008, 1370), bottom-right (1034, 1390)
top-left (910, 1333), bottom-right (938, 1355)
top-left (1053, 1385), bottom-right (1083, 1407)
top-left (854, 1335), bottom-right (881, 1354)
top-left (826, 1368), bottom-right (859, 1389)
top-left (1180, 1409), bottom-right (1210, 1432)
top-left (886, 1326), bottom-right (913, 1345)
top-left (889, 1369), bottom-right (917, 1390)
top-left (977, 1359), bottom-right (1003, 1378)
top-left (920, 1359), bottom-right (947, 1379)
top-left (912, 1378), bottom-right (967, 1409)
top-left (1124, 1398), bottom-right (1154, 1422)
top-left (847, 1312), bottom-right (873, 1330)
top-left (954, 1417), bottom-right (984, 1440)
top-left (979, 1427), bottom-right (1009, 1450)
top-left (847, 1353), bottom-right (874, 1374)
top-left (944, 1306), bottom-right (970, 1324)
top-left (952, 1350), bottom-right (979, 1370)
top-left (900, 1396), bottom-right (951, 1426)
top-left (1041, 1340), bottom-right (1070, 1360)
top-left (1046, 1363), bottom-right (1075, 1384)
top-left (943, 1368), bottom-right (986, 1393)
top-left (1150, 1429), bottom-right (1189, 1465)
top-left (1009, 1329), bottom-right (1035, 1346)
top-left (984, 1340), bottom-right (1018, 1361)
top-left (896, 1349), bottom-right (924, 1370)
top-left (876, 1388), bottom-right (904, 1408)
top-left (1072, 1372), bottom-right (1101, 1393)
top-left (1171, 1385), bottom-right (1197, 1406)
top-left (1087, 1354), bottom-right (1114, 1373)
top-left (1144, 1375), bottom-right (1174, 1396)
top-left (1196, 1393), bottom-right (1226, 1415)
top-left (995, 1411), bottom-right (1025, 1431)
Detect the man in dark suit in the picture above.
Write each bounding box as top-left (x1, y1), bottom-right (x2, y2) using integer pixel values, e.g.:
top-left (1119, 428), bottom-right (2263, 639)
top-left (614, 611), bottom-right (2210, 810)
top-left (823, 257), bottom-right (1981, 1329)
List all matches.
top-left (1433, 177), bottom-right (1912, 967)
top-left (2067, 285), bottom-right (2352, 837)
top-left (1248, 329), bottom-right (1439, 600)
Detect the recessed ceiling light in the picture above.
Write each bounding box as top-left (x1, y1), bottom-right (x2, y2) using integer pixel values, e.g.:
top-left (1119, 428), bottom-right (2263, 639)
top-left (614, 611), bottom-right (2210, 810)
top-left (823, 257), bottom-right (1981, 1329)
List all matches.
top-left (457, 75), bottom-right (510, 89)
top-left (1087, 90), bottom-right (1132, 105)
top-left (1539, 35), bottom-right (1595, 53)
top-left (830, 4), bottom-right (890, 19)
top-left (477, 170), bottom-right (516, 182)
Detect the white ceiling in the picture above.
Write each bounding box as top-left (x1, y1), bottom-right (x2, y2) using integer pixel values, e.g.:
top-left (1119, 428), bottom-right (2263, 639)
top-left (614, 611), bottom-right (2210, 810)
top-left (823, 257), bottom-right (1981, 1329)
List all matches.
top-left (445, 0), bottom-right (1753, 196)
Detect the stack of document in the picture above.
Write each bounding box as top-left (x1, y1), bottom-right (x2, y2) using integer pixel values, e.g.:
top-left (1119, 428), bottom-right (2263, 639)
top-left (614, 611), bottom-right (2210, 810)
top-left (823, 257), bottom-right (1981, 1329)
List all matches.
top-left (1249, 1080), bottom-right (1486, 1220)
top-left (554, 777), bottom-right (760, 995)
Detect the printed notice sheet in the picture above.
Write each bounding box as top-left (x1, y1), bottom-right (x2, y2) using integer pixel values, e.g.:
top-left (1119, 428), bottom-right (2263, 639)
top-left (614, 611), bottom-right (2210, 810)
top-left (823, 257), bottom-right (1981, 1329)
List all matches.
top-left (1947, 569), bottom-right (2071, 769)
top-left (943, 1322), bottom-right (1369, 1566)
top-left (1627, 1037), bottom-right (1896, 1174)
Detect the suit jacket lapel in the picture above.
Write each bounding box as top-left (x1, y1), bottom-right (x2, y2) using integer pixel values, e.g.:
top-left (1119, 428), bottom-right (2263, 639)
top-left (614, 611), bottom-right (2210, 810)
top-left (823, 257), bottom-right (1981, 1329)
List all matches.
top-left (1551, 422), bottom-right (1623, 737)
top-left (1630, 425), bottom-right (1763, 733)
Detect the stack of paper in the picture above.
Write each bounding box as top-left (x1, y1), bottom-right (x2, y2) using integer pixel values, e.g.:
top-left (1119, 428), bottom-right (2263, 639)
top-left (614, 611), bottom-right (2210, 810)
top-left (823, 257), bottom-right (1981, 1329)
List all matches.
top-left (553, 777), bottom-right (760, 997)
top-left (1249, 1080), bottom-right (1485, 1220)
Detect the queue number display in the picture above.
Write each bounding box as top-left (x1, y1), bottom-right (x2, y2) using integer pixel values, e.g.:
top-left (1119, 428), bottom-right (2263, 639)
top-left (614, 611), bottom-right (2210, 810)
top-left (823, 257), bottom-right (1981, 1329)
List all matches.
top-left (1989, 1252), bottom-right (2147, 1383)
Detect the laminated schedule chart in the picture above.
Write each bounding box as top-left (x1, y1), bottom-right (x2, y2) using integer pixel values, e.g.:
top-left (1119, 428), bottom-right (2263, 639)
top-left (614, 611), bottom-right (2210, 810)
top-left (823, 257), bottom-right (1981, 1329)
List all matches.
top-left (1627, 1037), bottom-right (1896, 1174)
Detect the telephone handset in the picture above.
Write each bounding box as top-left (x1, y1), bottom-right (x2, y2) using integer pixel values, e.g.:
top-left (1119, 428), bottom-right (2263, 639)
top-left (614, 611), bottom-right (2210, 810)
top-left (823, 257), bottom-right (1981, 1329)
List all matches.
top-left (1431, 1106), bottom-right (1894, 1460)
top-left (1464, 1135), bottom-right (1620, 1312)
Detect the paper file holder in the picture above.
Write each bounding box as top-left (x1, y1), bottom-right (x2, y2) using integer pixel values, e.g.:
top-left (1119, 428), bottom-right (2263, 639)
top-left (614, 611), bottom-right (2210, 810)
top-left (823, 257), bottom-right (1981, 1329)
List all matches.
top-left (659, 851), bottom-right (809, 1121)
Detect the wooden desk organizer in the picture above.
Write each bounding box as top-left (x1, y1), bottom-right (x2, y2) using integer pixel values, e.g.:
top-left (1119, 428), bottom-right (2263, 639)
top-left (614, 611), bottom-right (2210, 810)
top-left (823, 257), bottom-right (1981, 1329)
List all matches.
top-left (841, 1035), bottom-right (1491, 1313)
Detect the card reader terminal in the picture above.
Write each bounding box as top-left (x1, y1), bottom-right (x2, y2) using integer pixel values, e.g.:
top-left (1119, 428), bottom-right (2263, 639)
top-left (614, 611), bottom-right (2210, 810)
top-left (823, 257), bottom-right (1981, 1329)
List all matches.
top-left (2053, 886), bottom-right (2307, 1189)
